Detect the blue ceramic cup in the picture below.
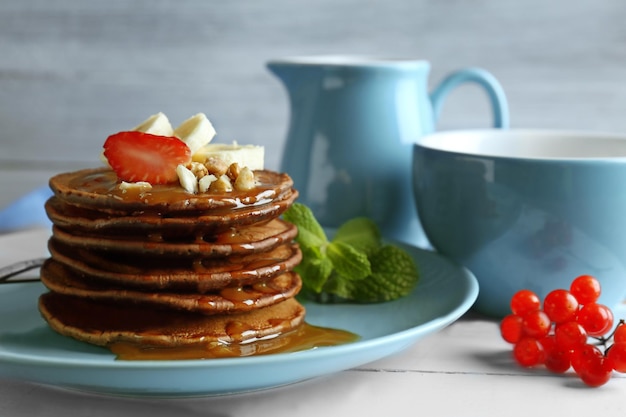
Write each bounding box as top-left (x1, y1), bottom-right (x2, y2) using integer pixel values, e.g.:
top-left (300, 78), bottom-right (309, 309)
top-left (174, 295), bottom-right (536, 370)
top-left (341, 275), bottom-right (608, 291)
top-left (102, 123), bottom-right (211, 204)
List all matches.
top-left (413, 129), bottom-right (626, 317)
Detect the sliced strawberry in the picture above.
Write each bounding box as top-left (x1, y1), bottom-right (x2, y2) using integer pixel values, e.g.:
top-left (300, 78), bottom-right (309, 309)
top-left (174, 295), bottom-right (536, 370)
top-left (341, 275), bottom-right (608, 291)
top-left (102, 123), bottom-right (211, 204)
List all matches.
top-left (103, 131), bottom-right (191, 184)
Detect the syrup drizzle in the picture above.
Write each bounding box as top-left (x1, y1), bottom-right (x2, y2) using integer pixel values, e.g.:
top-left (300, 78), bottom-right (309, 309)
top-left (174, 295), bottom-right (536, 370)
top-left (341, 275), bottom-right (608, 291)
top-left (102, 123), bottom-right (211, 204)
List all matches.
top-left (65, 169), bottom-right (288, 210)
top-left (109, 322), bottom-right (358, 360)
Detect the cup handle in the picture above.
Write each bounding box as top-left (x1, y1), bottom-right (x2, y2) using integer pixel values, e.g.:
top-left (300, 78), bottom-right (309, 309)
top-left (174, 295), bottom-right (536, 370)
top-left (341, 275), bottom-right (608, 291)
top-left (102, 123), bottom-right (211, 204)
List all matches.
top-left (430, 67), bottom-right (510, 128)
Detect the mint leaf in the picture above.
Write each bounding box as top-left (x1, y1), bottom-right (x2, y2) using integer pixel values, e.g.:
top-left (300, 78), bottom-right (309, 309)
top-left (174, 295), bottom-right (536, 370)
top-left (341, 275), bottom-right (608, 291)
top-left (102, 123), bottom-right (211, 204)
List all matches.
top-left (326, 241), bottom-right (371, 281)
top-left (283, 203), bottom-right (328, 249)
top-left (333, 217), bottom-right (381, 255)
top-left (283, 203), bottom-right (419, 304)
top-left (294, 250), bottom-right (333, 293)
top-left (341, 245), bottom-right (419, 302)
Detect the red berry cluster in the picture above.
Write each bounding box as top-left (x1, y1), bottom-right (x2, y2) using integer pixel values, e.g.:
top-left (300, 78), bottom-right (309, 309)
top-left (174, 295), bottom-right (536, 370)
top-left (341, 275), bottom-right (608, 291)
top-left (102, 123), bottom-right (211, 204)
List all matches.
top-left (500, 274), bottom-right (626, 387)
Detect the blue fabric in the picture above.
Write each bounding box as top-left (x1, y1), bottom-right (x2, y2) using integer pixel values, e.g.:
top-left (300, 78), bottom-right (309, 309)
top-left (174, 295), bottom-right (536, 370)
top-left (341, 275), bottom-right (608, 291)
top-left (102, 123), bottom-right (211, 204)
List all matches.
top-left (0, 186), bottom-right (53, 233)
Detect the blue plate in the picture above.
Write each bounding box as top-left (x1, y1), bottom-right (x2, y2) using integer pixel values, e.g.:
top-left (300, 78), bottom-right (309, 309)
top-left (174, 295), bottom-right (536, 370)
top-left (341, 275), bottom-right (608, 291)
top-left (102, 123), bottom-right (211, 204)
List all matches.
top-left (0, 242), bottom-right (478, 397)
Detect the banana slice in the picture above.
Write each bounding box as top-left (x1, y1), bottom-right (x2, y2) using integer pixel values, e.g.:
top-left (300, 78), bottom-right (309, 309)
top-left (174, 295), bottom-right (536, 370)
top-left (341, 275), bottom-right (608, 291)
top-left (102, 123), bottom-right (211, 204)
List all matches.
top-left (192, 143), bottom-right (265, 170)
top-left (133, 112), bottom-right (174, 136)
top-left (174, 113), bottom-right (216, 155)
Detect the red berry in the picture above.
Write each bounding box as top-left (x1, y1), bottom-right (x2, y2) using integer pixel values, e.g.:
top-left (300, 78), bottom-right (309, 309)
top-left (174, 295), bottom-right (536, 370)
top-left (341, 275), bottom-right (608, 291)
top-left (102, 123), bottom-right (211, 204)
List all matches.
top-left (539, 335), bottom-right (571, 373)
top-left (555, 321), bottom-right (587, 350)
top-left (103, 131), bottom-right (191, 184)
top-left (513, 337), bottom-right (546, 367)
top-left (607, 342), bottom-right (626, 373)
top-left (521, 310), bottom-right (551, 339)
top-left (570, 275), bottom-right (601, 305)
top-left (510, 289), bottom-right (541, 317)
top-left (614, 322), bottom-right (626, 344)
top-left (571, 344), bottom-right (604, 375)
top-left (500, 314), bottom-right (523, 344)
top-left (543, 289), bottom-right (579, 324)
top-left (576, 303), bottom-right (614, 337)
top-left (578, 354), bottom-right (613, 387)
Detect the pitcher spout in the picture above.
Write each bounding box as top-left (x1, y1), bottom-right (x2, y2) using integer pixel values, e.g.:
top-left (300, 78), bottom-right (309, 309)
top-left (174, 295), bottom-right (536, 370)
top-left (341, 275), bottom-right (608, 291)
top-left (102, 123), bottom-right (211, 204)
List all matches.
top-left (266, 60), bottom-right (322, 93)
top-left (267, 61), bottom-right (295, 86)
top-left (266, 61), bottom-right (289, 79)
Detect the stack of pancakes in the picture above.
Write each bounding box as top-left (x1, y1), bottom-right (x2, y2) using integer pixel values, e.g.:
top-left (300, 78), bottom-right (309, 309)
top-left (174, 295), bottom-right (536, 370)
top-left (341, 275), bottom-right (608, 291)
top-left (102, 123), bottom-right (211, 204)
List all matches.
top-left (38, 167), bottom-right (305, 355)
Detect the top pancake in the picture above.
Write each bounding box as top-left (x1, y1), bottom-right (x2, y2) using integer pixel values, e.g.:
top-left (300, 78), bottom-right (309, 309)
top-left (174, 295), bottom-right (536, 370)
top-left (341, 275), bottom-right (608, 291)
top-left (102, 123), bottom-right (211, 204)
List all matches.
top-left (49, 168), bottom-right (294, 214)
top-left (46, 168), bottom-right (298, 236)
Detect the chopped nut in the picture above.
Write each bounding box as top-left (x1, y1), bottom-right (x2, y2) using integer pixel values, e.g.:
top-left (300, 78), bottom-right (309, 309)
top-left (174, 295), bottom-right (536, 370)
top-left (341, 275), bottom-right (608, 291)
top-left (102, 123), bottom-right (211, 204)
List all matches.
top-left (189, 161), bottom-right (209, 179)
top-left (234, 166), bottom-right (256, 191)
top-left (176, 164), bottom-right (198, 194)
top-left (198, 174), bottom-right (218, 193)
top-left (209, 174), bottom-right (233, 193)
top-left (226, 162), bottom-right (241, 182)
top-left (119, 181), bottom-right (152, 191)
top-left (204, 157), bottom-right (229, 177)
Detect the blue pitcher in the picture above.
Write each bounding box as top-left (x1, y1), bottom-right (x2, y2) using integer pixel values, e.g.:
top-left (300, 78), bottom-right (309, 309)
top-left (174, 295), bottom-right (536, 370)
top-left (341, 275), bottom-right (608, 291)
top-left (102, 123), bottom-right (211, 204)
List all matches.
top-left (267, 56), bottom-right (509, 247)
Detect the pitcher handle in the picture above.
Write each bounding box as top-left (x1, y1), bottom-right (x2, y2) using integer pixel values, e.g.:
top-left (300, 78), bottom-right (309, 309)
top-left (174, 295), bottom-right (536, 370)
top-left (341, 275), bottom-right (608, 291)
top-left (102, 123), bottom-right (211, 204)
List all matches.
top-left (430, 67), bottom-right (509, 128)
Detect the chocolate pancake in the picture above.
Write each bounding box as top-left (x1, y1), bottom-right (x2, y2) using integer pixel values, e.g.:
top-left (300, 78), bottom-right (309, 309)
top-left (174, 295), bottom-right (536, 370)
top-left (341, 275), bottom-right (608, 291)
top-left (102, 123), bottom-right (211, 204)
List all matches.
top-left (47, 239), bottom-right (303, 292)
top-left (49, 218), bottom-right (297, 257)
top-left (39, 293), bottom-right (306, 347)
top-left (49, 168), bottom-right (294, 215)
top-left (40, 258), bottom-right (302, 314)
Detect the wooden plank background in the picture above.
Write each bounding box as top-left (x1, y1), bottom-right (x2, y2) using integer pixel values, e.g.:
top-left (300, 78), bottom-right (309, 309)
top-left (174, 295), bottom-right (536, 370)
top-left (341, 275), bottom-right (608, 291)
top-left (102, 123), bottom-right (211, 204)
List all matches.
top-left (1, 0), bottom-right (625, 207)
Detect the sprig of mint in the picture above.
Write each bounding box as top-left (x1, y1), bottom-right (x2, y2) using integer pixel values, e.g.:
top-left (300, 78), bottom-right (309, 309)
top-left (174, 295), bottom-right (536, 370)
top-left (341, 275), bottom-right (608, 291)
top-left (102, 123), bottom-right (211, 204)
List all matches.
top-left (283, 203), bottom-right (419, 303)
